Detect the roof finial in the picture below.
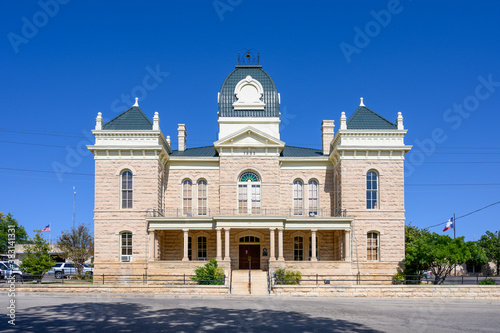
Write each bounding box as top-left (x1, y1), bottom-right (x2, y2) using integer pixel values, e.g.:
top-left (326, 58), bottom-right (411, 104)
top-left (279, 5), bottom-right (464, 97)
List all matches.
top-left (359, 97), bottom-right (365, 107)
top-left (133, 97), bottom-right (139, 107)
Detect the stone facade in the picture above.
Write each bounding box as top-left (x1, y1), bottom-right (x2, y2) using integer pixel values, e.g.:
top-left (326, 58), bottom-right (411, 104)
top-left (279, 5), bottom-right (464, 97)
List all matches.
top-left (88, 60), bottom-right (411, 281)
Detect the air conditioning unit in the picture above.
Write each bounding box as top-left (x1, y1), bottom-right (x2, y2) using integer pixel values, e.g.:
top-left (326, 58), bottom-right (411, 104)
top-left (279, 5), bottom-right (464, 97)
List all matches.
top-left (121, 255), bottom-right (131, 262)
top-left (309, 212), bottom-right (317, 217)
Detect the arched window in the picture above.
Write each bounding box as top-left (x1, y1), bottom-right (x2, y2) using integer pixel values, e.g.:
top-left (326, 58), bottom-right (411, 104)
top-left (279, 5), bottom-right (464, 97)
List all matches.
top-left (309, 236), bottom-right (319, 260)
top-left (294, 236), bottom-right (304, 261)
top-left (367, 232), bottom-right (379, 261)
top-left (197, 179), bottom-right (207, 216)
top-left (182, 179), bottom-right (192, 216)
top-left (198, 236), bottom-right (207, 259)
top-left (293, 180), bottom-right (304, 215)
top-left (366, 171), bottom-right (378, 209)
top-left (238, 171), bottom-right (261, 214)
top-left (121, 171), bottom-right (133, 209)
top-left (308, 180), bottom-right (319, 216)
top-left (120, 232), bottom-right (132, 261)
top-left (334, 174), bottom-right (341, 214)
top-left (239, 236), bottom-right (261, 243)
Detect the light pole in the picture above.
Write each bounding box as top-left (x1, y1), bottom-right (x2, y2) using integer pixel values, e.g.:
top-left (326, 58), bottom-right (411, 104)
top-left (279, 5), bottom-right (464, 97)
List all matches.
top-left (73, 186), bottom-right (76, 229)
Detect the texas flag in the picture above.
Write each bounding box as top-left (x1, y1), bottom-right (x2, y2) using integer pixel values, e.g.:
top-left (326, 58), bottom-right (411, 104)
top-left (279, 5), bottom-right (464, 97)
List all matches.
top-left (443, 217), bottom-right (454, 232)
top-left (41, 224), bottom-right (51, 232)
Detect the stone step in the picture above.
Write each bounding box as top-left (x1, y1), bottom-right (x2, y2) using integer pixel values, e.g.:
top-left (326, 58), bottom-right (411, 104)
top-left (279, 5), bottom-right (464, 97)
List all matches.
top-left (230, 270), bottom-right (269, 295)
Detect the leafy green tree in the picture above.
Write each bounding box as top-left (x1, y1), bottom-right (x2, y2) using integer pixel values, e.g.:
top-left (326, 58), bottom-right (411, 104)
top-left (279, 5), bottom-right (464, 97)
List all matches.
top-left (403, 224), bottom-right (432, 277)
top-left (465, 241), bottom-right (488, 274)
top-left (57, 223), bottom-right (94, 278)
top-left (425, 234), bottom-right (470, 284)
top-left (191, 258), bottom-right (224, 285)
top-left (19, 230), bottom-right (55, 283)
top-left (0, 212), bottom-right (29, 253)
top-left (478, 231), bottom-right (500, 275)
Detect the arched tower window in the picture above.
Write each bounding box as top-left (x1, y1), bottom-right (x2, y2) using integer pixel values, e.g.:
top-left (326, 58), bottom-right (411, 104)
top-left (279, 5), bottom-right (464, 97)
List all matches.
top-left (121, 171), bottom-right (133, 209)
top-left (238, 171), bottom-right (261, 214)
top-left (366, 171), bottom-right (379, 209)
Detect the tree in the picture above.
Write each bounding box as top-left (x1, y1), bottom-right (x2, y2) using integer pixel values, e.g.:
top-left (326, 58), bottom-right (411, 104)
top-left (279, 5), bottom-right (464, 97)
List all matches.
top-left (465, 241), bottom-right (488, 274)
top-left (0, 212), bottom-right (29, 253)
top-left (57, 223), bottom-right (94, 278)
top-left (403, 224), bottom-right (432, 277)
top-left (19, 230), bottom-right (55, 283)
top-left (478, 231), bottom-right (500, 275)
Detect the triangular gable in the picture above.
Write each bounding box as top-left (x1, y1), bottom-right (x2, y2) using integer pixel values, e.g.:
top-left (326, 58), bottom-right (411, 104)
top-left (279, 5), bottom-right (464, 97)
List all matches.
top-left (103, 106), bottom-right (153, 130)
top-left (214, 126), bottom-right (285, 149)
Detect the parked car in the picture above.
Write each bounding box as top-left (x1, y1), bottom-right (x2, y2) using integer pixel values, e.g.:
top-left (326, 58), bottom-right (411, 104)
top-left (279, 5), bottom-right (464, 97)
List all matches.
top-left (420, 270), bottom-right (433, 282)
top-left (54, 262), bottom-right (93, 279)
top-left (0, 261), bottom-right (36, 282)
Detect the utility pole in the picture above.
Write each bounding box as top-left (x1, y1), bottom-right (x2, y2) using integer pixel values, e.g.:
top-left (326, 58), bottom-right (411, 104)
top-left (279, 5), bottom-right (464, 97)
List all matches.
top-left (73, 186), bottom-right (76, 229)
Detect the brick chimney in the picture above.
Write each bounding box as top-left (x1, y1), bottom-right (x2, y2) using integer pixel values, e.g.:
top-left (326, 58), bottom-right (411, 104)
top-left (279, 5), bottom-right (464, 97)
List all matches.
top-left (177, 124), bottom-right (186, 152)
top-left (321, 120), bottom-right (335, 156)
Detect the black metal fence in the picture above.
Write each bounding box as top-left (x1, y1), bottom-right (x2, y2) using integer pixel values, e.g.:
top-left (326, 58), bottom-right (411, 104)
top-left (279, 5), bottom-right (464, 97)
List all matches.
top-left (270, 273), bottom-right (500, 286)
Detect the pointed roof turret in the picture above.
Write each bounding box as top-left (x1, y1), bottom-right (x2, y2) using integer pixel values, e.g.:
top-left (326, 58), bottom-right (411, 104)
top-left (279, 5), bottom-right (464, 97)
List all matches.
top-left (102, 98), bottom-right (153, 130)
top-left (346, 98), bottom-right (397, 130)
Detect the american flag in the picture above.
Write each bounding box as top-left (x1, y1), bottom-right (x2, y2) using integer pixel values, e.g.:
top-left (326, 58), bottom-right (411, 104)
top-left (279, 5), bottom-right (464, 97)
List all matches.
top-left (41, 224), bottom-right (51, 232)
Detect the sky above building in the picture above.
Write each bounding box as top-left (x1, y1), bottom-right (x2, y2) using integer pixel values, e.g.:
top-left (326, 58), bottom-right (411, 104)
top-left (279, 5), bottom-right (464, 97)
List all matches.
top-left (1, 1), bottom-right (499, 242)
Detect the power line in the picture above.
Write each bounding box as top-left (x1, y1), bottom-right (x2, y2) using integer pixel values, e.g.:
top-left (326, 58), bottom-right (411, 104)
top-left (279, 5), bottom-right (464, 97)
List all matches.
top-left (422, 200), bottom-right (500, 229)
top-left (0, 167), bottom-right (94, 176)
top-left (406, 183), bottom-right (500, 186)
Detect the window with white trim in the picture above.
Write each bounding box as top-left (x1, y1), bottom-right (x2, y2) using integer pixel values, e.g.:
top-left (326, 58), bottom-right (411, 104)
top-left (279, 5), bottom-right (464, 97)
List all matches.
top-left (294, 236), bottom-right (304, 261)
top-left (293, 180), bottom-right (304, 215)
top-left (367, 232), bottom-right (379, 261)
top-left (198, 236), bottom-right (207, 259)
top-left (308, 179), bottom-right (319, 216)
top-left (121, 171), bottom-right (133, 209)
top-left (182, 179), bottom-right (192, 216)
top-left (121, 232), bottom-right (132, 259)
top-left (366, 171), bottom-right (378, 209)
top-left (197, 179), bottom-right (207, 215)
top-left (238, 171), bottom-right (261, 214)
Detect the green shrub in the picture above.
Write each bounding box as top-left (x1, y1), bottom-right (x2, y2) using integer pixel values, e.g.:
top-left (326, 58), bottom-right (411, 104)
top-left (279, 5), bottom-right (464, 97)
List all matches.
top-left (479, 278), bottom-right (496, 285)
top-left (275, 268), bottom-right (302, 285)
top-left (191, 258), bottom-right (225, 285)
top-left (392, 271), bottom-right (406, 285)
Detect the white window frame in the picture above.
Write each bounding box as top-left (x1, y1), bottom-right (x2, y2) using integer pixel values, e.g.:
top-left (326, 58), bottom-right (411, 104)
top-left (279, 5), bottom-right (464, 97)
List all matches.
top-left (293, 179), bottom-right (304, 215)
top-left (120, 232), bottom-right (132, 261)
top-left (197, 179), bottom-right (207, 216)
top-left (367, 232), bottom-right (379, 261)
top-left (366, 170), bottom-right (379, 210)
top-left (121, 170), bottom-right (133, 209)
top-left (238, 172), bottom-right (261, 214)
top-left (308, 179), bottom-right (319, 216)
top-left (182, 179), bottom-right (193, 216)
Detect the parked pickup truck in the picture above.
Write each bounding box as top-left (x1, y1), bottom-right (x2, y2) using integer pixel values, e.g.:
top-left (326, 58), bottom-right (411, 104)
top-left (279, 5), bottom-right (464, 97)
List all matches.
top-left (53, 263), bottom-right (93, 279)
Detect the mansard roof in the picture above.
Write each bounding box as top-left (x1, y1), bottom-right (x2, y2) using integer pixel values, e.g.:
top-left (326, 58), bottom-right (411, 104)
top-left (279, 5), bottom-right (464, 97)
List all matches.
top-left (218, 65), bottom-right (280, 118)
top-left (347, 106), bottom-right (397, 130)
top-left (102, 106), bottom-right (153, 130)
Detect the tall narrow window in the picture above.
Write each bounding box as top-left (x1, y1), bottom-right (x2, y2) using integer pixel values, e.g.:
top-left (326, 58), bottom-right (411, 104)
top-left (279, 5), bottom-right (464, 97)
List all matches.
top-left (197, 180), bottom-right (207, 215)
top-left (183, 179), bottom-right (192, 216)
top-left (367, 232), bottom-right (379, 261)
top-left (309, 236), bottom-right (319, 260)
top-left (366, 171), bottom-right (378, 209)
top-left (188, 236), bottom-right (192, 260)
top-left (293, 180), bottom-right (304, 215)
top-left (334, 174), bottom-right (341, 215)
top-left (121, 171), bottom-right (133, 209)
top-left (238, 171), bottom-right (261, 214)
top-left (294, 236), bottom-right (304, 261)
top-left (308, 180), bottom-right (318, 216)
top-left (198, 236), bottom-right (207, 259)
top-left (121, 232), bottom-right (132, 261)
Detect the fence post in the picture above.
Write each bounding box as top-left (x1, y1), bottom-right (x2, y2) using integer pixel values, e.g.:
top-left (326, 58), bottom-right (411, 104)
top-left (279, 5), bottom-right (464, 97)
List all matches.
top-left (183, 274), bottom-right (186, 285)
top-left (102, 274), bottom-right (104, 285)
top-left (476, 274), bottom-right (479, 285)
top-left (316, 274), bottom-right (318, 285)
top-left (461, 276), bottom-right (464, 285)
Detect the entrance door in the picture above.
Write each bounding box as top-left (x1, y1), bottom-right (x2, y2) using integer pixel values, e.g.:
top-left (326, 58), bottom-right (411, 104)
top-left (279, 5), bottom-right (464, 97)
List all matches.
top-left (239, 244), bottom-right (260, 269)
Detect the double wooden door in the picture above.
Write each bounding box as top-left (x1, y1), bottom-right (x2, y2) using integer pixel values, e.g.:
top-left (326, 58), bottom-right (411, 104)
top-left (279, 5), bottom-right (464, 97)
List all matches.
top-left (239, 244), bottom-right (260, 269)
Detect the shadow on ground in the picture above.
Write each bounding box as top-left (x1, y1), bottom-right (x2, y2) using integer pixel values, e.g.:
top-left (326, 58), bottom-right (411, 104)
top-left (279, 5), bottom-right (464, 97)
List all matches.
top-left (10, 301), bottom-right (382, 332)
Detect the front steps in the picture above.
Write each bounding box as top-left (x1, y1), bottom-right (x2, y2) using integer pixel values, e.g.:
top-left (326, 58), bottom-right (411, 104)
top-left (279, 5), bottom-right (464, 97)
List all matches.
top-left (231, 270), bottom-right (269, 295)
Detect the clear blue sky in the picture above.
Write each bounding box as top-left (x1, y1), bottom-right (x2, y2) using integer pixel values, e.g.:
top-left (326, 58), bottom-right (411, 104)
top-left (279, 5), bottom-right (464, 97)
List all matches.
top-left (1, 1), bottom-right (499, 242)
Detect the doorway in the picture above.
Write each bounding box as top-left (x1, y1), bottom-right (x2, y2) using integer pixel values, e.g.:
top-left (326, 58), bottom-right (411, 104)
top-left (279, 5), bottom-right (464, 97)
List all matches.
top-left (239, 244), bottom-right (260, 269)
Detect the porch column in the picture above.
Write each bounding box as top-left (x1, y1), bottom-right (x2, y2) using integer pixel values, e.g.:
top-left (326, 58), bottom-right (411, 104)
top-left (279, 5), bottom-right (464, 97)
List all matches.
top-left (310, 229), bottom-right (317, 261)
top-left (216, 227), bottom-right (222, 261)
top-left (344, 229), bottom-right (351, 261)
top-left (224, 228), bottom-right (231, 261)
top-left (182, 229), bottom-right (189, 261)
top-left (269, 228), bottom-right (276, 261)
top-left (278, 228), bottom-right (284, 261)
top-left (148, 230), bottom-right (155, 260)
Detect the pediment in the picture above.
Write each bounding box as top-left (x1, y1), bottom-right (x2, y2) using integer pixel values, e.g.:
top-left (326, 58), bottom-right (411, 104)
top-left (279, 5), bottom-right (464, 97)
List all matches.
top-left (214, 126), bottom-right (285, 150)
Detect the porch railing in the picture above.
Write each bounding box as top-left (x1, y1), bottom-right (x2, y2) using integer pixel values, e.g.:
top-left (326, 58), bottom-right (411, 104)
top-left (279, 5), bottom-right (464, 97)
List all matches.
top-left (147, 208), bottom-right (347, 218)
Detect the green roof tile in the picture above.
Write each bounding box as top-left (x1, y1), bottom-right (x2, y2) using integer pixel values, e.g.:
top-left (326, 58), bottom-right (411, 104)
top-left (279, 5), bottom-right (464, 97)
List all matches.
top-left (103, 106), bottom-right (153, 130)
top-left (347, 106), bottom-right (397, 130)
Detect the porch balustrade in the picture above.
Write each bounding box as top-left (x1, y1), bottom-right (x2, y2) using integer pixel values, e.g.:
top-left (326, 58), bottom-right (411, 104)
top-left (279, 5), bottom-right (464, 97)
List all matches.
top-left (146, 208), bottom-right (347, 218)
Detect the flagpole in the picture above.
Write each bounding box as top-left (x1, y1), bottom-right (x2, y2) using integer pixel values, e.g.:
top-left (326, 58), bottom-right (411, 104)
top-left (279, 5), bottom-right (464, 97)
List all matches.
top-left (73, 186), bottom-right (76, 229)
top-left (454, 212), bottom-right (456, 276)
top-left (50, 223), bottom-right (51, 245)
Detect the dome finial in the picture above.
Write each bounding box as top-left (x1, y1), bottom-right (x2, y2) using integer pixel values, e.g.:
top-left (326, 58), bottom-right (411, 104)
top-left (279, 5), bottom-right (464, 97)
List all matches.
top-left (359, 97), bottom-right (365, 107)
top-left (133, 97), bottom-right (139, 107)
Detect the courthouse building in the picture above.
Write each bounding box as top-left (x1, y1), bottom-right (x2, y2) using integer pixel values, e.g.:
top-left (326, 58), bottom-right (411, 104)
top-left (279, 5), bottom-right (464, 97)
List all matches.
top-left (88, 54), bottom-right (411, 279)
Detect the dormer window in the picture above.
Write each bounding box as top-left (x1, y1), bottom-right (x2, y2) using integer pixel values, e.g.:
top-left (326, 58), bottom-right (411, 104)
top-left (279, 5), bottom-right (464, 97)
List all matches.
top-left (233, 76), bottom-right (266, 110)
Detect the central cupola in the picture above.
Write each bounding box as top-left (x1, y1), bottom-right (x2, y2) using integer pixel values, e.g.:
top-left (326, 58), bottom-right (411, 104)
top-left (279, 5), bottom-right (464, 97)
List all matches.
top-left (217, 50), bottom-right (281, 140)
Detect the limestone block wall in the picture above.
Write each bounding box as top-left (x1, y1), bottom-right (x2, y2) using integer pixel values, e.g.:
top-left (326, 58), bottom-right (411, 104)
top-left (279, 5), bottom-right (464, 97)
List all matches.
top-left (163, 168), bottom-right (220, 214)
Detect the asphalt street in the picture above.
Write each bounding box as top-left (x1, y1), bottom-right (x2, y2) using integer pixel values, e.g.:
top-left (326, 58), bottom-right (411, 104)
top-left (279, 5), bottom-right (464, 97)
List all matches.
top-left (1, 293), bottom-right (499, 332)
